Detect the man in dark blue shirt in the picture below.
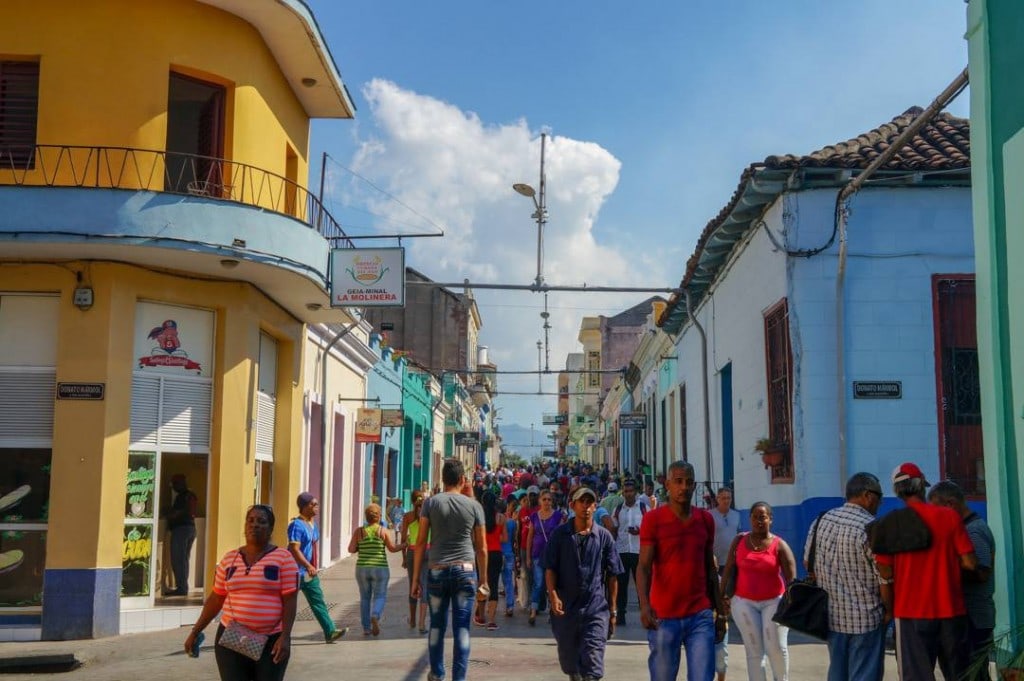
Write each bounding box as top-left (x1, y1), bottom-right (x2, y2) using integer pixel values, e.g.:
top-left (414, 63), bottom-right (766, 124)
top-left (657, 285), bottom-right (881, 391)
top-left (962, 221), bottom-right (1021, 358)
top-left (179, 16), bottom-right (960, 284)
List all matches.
top-left (545, 487), bottom-right (624, 681)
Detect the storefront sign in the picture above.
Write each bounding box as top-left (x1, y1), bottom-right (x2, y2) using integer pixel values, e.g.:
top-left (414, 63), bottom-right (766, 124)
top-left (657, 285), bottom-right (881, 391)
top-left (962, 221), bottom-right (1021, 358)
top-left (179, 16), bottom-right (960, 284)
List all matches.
top-left (852, 381), bottom-right (902, 399)
top-left (413, 436), bottom-right (423, 468)
top-left (619, 412), bottom-right (648, 430)
top-left (121, 524), bottom-right (153, 598)
top-left (330, 248), bottom-right (406, 308)
top-left (134, 302), bottom-right (213, 377)
top-left (355, 408), bottom-right (382, 443)
top-left (124, 453), bottom-right (156, 519)
top-left (381, 409), bottom-right (405, 428)
top-left (585, 435), bottom-right (600, 446)
top-left (56, 382), bottom-right (105, 400)
top-left (454, 431), bottom-right (479, 447)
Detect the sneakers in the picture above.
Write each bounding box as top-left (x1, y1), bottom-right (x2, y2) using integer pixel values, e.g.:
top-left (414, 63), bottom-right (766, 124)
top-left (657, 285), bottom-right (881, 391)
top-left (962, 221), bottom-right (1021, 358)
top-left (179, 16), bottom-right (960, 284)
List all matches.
top-left (326, 627), bottom-right (348, 643)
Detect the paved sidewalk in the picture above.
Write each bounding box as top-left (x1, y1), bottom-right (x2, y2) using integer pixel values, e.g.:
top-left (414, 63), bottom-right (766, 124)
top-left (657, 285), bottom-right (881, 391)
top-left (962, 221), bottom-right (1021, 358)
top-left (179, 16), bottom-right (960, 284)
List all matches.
top-left (0, 550), bottom-right (898, 680)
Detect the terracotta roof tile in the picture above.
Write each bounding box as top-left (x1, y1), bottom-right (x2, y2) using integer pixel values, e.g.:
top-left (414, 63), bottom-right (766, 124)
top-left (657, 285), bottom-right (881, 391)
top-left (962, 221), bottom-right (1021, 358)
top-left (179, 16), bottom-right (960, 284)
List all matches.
top-left (764, 106), bottom-right (969, 171)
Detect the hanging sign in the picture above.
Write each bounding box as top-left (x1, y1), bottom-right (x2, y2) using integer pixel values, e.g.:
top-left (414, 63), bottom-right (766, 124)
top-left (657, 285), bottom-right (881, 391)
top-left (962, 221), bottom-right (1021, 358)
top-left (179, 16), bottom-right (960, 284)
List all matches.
top-left (619, 412), bottom-right (648, 430)
top-left (381, 409), bottom-right (405, 428)
top-left (330, 248), bottom-right (405, 308)
top-left (454, 431), bottom-right (479, 447)
top-left (413, 436), bottom-right (423, 468)
top-left (355, 408), bottom-right (382, 443)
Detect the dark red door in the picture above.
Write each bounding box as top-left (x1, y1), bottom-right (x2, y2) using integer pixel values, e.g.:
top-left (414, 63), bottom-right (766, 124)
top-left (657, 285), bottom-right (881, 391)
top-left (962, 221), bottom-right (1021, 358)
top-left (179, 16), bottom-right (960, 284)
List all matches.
top-left (933, 276), bottom-right (984, 497)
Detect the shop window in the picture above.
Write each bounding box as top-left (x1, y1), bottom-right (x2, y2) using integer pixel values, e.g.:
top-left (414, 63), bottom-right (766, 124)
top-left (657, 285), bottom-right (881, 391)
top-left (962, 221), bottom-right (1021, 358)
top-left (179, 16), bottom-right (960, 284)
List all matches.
top-left (0, 61), bottom-right (40, 169)
top-left (0, 448), bottom-right (50, 606)
top-left (763, 300), bottom-right (794, 483)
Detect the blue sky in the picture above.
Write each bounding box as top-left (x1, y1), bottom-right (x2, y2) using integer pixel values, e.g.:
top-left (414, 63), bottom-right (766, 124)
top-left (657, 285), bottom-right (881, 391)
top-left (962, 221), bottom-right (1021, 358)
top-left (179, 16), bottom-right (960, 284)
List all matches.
top-left (305, 0), bottom-right (969, 436)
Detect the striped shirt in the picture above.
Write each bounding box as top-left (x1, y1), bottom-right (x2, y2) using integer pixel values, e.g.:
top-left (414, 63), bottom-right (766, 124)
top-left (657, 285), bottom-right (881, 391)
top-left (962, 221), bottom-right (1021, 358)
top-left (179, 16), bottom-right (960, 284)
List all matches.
top-left (804, 504), bottom-right (884, 634)
top-left (213, 547), bottom-right (298, 635)
top-left (356, 524), bottom-right (389, 567)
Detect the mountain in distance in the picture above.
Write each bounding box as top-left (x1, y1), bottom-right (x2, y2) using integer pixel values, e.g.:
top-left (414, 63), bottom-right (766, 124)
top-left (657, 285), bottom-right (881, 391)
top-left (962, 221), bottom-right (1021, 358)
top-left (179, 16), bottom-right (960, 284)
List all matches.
top-left (496, 422), bottom-right (557, 461)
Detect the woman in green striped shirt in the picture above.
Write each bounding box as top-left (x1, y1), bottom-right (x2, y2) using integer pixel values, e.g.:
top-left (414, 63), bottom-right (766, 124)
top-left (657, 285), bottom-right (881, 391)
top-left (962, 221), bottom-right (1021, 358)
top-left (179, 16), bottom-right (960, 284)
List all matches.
top-left (348, 503), bottom-right (405, 636)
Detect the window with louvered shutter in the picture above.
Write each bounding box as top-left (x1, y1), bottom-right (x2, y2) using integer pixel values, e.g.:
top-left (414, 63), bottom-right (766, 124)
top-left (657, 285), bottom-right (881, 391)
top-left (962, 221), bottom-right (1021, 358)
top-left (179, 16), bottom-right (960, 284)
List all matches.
top-left (0, 367), bottom-right (55, 447)
top-left (129, 373), bottom-right (212, 452)
top-left (0, 61), bottom-right (40, 168)
top-left (254, 333), bottom-right (278, 462)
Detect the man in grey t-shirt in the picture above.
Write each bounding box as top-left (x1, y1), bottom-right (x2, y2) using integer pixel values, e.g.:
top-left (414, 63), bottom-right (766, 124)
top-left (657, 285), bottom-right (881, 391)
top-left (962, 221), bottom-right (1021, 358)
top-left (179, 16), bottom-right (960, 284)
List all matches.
top-left (412, 459), bottom-right (486, 681)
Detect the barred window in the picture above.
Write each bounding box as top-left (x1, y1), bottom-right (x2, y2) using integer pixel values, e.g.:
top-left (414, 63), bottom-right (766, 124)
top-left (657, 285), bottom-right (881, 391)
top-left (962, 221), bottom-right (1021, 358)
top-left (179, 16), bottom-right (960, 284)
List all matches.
top-left (763, 299), bottom-right (793, 482)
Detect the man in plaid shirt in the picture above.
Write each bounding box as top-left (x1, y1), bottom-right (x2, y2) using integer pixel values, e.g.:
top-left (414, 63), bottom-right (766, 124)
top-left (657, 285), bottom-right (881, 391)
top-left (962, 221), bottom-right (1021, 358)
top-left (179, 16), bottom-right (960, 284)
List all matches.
top-left (803, 472), bottom-right (892, 681)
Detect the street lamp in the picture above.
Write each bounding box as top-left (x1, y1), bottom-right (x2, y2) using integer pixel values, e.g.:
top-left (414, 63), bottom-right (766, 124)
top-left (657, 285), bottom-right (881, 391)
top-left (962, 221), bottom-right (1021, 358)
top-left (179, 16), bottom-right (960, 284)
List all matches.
top-left (514, 132), bottom-right (548, 288)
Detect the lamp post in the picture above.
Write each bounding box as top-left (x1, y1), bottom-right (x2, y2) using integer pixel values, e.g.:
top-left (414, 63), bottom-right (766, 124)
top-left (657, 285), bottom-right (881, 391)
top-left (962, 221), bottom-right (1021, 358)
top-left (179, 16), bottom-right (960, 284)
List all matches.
top-left (514, 132), bottom-right (548, 289)
top-left (536, 340), bottom-right (543, 393)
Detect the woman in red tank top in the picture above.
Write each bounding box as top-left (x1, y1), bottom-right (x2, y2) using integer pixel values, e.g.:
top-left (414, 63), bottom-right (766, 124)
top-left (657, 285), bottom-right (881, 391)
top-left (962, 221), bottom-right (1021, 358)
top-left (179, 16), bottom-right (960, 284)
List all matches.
top-left (475, 491), bottom-right (507, 630)
top-left (721, 501), bottom-right (797, 681)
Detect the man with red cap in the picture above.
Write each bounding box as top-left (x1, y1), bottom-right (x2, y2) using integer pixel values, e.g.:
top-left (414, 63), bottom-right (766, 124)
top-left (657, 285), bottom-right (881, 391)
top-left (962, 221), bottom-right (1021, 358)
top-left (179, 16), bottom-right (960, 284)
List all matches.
top-left (874, 462), bottom-right (978, 681)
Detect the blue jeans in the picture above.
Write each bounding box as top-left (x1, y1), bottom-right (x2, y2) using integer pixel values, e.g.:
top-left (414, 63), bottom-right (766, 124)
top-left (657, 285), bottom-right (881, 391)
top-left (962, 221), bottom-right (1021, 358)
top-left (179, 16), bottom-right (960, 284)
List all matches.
top-left (530, 561), bottom-right (546, 610)
top-left (826, 624), bottom-right (885, 681)
top-left (501, 550), bottom-right (516, 609)
top-left (426, 563), bottom-right (477, 681)
top-left (354, 566), bottom-right (389, 632)
top-left (647, 608), bottom-right (716, 681)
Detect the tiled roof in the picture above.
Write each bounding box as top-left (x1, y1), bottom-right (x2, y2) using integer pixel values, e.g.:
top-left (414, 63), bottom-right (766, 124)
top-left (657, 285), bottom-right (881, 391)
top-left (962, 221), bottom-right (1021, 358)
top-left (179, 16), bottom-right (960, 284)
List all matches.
top-left (764, 106), bottom-right (969, 171)
top-left (607, 296), bottom-right (665, 326)
top-left (658, 106), bottom-right (971, 333)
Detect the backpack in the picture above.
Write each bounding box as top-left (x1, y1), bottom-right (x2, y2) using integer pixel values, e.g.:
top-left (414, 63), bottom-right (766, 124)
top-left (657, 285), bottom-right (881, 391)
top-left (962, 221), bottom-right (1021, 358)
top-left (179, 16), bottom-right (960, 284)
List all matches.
top-left (613, 500), bottom-right (646, 524)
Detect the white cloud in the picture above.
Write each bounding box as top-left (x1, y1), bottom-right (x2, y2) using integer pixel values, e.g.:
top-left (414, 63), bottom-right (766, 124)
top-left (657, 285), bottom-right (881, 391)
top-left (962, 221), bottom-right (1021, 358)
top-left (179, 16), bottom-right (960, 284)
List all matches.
top-left (333, 79), bottom-right (671, 427)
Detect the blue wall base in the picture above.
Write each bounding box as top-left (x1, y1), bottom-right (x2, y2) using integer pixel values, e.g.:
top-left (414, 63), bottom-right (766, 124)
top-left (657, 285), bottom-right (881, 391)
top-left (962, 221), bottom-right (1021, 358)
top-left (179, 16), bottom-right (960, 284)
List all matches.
top-left (41, 568), bottom-right (121, 640)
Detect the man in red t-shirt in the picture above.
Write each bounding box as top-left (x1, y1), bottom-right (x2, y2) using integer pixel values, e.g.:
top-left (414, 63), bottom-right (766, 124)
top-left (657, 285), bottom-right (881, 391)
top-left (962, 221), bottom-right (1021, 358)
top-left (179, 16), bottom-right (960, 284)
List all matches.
top-left (875, 462), bottom-right (978, 681)
top-left (637, 461), bottom-right (724, 681)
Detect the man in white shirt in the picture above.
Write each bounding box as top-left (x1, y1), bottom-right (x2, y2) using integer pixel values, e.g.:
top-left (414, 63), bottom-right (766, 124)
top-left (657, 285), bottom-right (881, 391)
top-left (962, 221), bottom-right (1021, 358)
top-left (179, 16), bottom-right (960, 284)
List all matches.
top-left (711, 487), bottom-right (740, 681)
top-left (611, 479), bottom-right (646, 627)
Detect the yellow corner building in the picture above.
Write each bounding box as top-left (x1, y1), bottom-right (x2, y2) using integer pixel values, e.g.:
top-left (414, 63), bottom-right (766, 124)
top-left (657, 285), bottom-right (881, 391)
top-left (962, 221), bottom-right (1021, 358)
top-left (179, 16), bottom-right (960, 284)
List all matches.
top-left (0, 0), bottom-right (355, 639)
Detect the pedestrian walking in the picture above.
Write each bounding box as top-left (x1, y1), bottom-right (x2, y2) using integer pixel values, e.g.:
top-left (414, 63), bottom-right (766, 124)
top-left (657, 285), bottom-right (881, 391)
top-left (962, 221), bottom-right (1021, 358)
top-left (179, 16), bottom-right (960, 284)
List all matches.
top-left (611, 478), bottom-right (646, 627)
top-left (927, 479), bottom-right (995, 681)
top-left (875, 463), bottom-right (978, 681)
top-left (545, 487), bottom-right (624, 681)
top-left (711, 487), bottom-right (741, 681)
top-left (401, 490), bottom-right (429, 634)
top-left (721, 502), bottom-right (797, 681)
top-left (184, 504), bottom-right (296, 681)
top-left (499, 498), bottom-right (518, 617)
top-left (411, 459), bottom-right (488, 681)
top-left (527, 489), bottom-right (565, 626)
top-left (803, 473), bottom-right (890, 681)
top-left (163, 473), bottom-right (197, 596)
top-left (348, 502), bottom-right (405, 637)
top-left (474, 490), bottom-right (506, 630)
top-left (286, 492), bottom-right (348, 643)
top-left (517, 486), bottom-right (540, 611)
top-left (637, 461), bottom-right (725, 681)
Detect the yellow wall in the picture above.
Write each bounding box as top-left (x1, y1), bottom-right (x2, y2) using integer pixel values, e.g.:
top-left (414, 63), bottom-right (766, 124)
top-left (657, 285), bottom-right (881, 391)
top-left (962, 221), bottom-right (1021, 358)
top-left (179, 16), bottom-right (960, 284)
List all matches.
top-left (0, 262), bottom-right (306, 578)
top-left (1, 0), bottom-right (310, 186)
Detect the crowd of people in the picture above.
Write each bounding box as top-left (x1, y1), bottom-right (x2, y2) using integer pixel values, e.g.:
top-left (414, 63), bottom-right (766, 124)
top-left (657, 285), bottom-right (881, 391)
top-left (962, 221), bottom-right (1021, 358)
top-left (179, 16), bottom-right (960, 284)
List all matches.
top-left (178, 457), bottom-right (997, 681)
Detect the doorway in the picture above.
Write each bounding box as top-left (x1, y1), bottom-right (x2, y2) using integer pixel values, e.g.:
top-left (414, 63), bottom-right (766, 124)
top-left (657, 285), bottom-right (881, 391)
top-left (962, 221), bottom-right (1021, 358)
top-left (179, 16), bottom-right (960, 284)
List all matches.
top-left (165, 72), bottom-right (226, 195)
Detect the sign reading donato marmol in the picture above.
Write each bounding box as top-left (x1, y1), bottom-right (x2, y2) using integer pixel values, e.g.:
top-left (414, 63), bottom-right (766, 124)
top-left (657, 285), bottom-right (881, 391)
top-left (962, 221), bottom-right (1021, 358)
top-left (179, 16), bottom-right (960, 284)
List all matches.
top-left (330, 247), bottom-right (405, 307)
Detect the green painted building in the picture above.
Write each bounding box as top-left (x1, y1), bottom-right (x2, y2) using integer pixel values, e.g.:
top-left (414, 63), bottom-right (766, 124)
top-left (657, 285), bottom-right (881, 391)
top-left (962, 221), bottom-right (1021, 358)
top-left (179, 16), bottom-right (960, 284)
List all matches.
top-left (401, 369), bottom-right (437, 501)
top-left (967, 0), bottom-right (1024, 639)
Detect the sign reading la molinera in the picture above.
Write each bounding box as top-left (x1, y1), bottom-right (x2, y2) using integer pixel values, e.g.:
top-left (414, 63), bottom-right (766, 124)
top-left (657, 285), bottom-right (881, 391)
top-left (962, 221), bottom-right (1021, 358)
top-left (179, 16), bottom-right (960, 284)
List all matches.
top-left (330, 248), bottom-right (406, 307)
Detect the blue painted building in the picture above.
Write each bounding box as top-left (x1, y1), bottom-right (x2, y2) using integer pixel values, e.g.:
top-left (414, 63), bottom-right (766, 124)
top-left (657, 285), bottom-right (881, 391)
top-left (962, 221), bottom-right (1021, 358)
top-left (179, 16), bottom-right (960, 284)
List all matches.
top-left (365, 333), bottom-right (406, 511)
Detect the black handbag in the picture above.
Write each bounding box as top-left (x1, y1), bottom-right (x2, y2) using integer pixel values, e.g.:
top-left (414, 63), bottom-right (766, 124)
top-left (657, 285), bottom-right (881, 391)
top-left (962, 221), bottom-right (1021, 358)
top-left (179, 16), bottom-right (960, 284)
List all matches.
top-left (771, 511), bottom-right (829, 640)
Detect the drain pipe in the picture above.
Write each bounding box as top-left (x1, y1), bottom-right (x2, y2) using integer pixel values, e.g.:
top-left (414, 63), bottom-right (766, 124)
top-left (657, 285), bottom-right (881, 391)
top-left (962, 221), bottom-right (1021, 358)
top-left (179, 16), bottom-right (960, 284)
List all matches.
top-left (318, 317), bottom-right (361, 567)
top-left (834, 68), bottom-right (968, 491)
top-left (685, 288), bottom-right (713, 481)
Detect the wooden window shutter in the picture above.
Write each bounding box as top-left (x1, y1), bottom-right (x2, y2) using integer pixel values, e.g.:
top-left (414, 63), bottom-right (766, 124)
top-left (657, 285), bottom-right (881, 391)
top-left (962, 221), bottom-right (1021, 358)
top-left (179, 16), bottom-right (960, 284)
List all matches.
top-left (0, 61), bottom-right (40, 168)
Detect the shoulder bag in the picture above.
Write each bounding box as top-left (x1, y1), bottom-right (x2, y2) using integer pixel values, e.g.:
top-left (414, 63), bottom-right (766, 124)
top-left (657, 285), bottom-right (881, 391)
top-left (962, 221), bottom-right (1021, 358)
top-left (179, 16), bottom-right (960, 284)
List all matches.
top-left (217, 551), bottom-right (270, 661)
top-left (771, 512), bottom-right (829, 640)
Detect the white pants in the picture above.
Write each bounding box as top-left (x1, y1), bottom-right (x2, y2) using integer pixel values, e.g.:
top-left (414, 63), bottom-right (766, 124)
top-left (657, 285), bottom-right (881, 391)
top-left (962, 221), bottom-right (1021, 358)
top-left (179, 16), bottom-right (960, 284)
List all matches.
top-left (731, 594), bottom-right (789, 681)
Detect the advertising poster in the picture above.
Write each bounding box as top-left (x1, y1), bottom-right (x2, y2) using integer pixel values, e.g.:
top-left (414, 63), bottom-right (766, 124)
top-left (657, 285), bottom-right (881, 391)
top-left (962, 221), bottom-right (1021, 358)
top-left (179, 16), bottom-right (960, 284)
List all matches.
top-left (381, 409), bottom-right (405, 428)
top-left (329, 248), bottom-right (405, 308)
top-left (121, 524), bottom-right (153, 597)
top-left (355, 408), bottom-right (382, 443)
top-left (134, 302), bottom-right (214, 377)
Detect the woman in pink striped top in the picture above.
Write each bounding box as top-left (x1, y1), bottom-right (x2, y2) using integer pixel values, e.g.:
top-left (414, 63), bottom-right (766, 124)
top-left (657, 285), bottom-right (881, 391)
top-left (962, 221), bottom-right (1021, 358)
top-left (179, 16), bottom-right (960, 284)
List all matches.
top-left (185, 505), bottom-right (298, 680)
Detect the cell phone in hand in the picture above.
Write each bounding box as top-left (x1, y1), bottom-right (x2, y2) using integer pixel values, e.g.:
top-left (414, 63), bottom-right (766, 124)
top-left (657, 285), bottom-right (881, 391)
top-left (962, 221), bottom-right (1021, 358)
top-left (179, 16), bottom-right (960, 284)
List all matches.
top-left (190, 631), bottom-right (205, 658)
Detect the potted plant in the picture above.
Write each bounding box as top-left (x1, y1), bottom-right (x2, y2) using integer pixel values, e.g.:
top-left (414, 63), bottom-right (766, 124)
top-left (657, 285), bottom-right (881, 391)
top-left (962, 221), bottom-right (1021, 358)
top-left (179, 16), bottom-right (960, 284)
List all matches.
top-left (754, 437), bottom-right (785, 467)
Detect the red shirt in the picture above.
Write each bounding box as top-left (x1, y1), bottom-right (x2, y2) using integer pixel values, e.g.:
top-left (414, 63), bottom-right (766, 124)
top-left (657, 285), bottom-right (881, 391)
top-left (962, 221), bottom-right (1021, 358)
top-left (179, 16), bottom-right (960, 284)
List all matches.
top-left (486, 521), bottom-right (504, 552)
top-left (875, 499), bottom-right (974, 619)
top-left (734, 534), bottom-right (786, 600)
top-left (640, 505), bottom-right (714, 618)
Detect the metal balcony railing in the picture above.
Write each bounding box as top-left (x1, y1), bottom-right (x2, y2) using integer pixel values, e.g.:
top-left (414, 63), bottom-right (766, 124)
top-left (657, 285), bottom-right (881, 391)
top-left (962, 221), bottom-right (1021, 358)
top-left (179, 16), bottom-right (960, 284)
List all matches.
top-left (0, 145), bottom-right (353, 246)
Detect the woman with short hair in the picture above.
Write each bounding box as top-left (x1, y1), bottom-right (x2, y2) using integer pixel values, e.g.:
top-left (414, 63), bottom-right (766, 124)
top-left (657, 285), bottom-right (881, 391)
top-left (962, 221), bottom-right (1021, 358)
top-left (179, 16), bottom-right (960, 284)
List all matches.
top-left (348, 502), bottom-right (405, 636)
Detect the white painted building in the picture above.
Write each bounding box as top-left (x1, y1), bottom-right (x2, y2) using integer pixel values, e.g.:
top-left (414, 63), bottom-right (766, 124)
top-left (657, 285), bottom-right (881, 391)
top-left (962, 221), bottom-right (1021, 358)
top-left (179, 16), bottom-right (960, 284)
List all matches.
top-left (655, 108), bottom-right (977, 548)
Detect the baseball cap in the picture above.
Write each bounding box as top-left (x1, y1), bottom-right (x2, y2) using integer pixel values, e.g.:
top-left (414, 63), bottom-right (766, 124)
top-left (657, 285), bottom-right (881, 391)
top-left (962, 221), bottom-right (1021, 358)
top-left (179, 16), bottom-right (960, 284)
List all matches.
top-left (527, 485), bottom-right (540, 495)
top-left (892, 462), bottom-right (930, 487)
top-left (607, 482), bottom-right (619, 492)
top-left (571, 487), bottom-right (597, 502)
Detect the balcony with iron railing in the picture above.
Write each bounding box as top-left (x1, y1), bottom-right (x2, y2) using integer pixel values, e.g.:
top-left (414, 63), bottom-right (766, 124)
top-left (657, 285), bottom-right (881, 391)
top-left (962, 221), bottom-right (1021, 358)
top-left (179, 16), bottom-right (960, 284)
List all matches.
top-left (0, 145), bottom-right (354, 320)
